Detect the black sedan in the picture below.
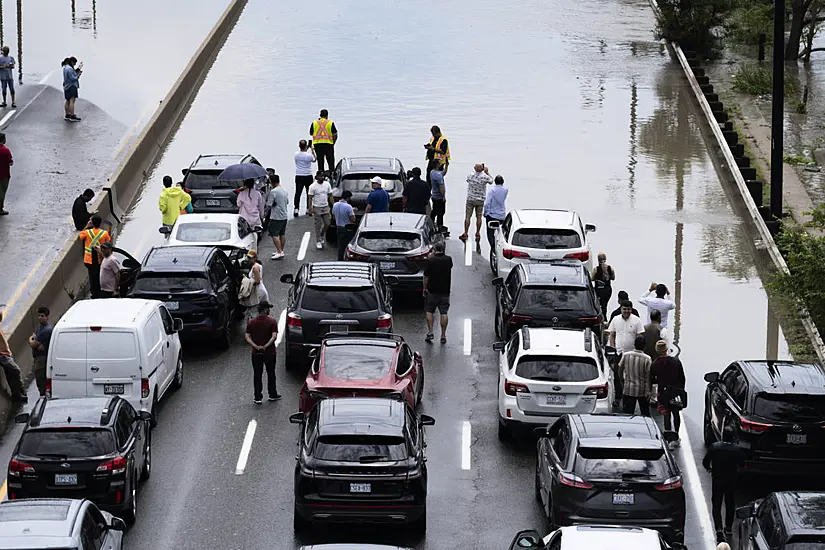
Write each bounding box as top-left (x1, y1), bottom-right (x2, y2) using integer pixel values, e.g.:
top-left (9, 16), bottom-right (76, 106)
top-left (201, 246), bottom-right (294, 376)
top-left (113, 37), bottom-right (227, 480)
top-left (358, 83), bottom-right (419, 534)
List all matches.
top-left (736, 491), bottom-right (825, 549)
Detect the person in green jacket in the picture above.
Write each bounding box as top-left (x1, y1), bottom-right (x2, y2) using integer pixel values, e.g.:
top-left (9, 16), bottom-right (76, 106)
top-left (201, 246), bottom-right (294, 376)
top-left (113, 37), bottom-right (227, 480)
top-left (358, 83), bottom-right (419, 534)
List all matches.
top-left (158, 175), bottom-right (191, 228)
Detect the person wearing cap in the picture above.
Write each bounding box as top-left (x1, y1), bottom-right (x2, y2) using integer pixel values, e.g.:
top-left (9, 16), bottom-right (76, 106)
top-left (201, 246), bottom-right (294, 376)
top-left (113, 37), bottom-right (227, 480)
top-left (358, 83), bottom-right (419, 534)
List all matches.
top-left (423, 241), bottom-right (453, 344)
top-left (365, 176), bottom-right (390, 214)
top-left (650, 340), bottom-right (685, 445)
top-left (308, 171), bottom-right (332, 249)
top-left (244, 301), bottom-right (281, 404)
top-left (332, 190), bottom-right (356, 260)
top-left (98, 242), bottom-right (120, 298)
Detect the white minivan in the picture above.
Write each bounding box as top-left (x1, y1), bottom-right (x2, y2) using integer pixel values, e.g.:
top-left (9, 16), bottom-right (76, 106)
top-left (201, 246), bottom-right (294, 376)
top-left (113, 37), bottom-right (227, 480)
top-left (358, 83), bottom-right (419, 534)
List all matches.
top-left (47, 298), bottom-right (184, 423)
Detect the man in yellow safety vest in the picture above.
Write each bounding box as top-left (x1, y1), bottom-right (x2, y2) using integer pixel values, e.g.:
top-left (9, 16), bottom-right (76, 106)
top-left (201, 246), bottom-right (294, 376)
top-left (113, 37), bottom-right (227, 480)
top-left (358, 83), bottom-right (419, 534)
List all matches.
top-left (425, 125), bottom-right (450, 183)
top-left (310, 109), bottom-right (338, 175)
top-left (79, 215), bottom-right (111, 299)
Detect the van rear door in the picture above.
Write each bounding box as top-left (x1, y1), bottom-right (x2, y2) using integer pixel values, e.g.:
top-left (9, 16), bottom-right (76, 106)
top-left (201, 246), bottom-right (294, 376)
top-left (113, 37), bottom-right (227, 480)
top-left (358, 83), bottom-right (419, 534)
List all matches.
top-left (49, 330), bottom-right (88, 398)
top-left (85, 329), bottom-right (140, 400)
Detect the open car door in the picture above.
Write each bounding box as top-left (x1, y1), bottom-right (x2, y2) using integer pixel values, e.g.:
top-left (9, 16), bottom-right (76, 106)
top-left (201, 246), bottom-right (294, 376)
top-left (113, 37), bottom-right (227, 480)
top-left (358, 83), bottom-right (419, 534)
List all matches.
top-left (112, 247), bottom-right (142, 296)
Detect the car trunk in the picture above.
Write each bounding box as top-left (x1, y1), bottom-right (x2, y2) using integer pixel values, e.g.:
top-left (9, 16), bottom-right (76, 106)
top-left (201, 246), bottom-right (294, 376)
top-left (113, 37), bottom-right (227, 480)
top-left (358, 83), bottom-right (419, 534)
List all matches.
top-left (356, 231), bottom-right (430, 275)
top-left (511, 228), bottom-right (585, 261)
top-left (514, 356), bottom-right (602, 416)
top-left (299, 286), bottom-right (381, 344)
top-left (515, 287), bottom-right (601, 328)
top-left (751, 394), bottom-right (825, 459)
top-left (186, 170), bottom-right (241, 212)
top-left (301, 312), bottom-right (379, 344)
top-left (129, 273), bottom-right (216, 328)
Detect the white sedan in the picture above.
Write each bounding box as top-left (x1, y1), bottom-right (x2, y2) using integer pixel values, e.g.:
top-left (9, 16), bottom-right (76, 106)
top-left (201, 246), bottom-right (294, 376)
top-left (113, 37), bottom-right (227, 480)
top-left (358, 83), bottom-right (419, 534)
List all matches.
top-left (161, 213), bottom-right (256, 263)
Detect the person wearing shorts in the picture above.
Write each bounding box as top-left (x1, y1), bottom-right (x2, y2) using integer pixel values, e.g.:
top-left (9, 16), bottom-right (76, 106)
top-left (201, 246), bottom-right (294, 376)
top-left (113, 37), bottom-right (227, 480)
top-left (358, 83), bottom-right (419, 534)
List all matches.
top-left (423, 241), bottom-right (453, 344)
top-left (266, 174), bottom-right (289, 259)
top-left (459, 163), bottom-right (492, 243)
top-left (0, 47), bottom-right (16, 108)
top-left (62, 57), bottom-right (82, 121)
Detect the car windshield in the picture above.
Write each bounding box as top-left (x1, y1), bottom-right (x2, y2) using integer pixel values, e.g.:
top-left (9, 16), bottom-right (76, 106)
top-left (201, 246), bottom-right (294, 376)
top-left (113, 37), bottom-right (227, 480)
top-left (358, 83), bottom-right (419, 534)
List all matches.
top-left (512, 228), bottom-right (581, 249)
top-left (314, 435), bottom-right (408, 461)
top-left (754, 394), bottom-right (825, 422)
top-left (323, 345), bottom-right (396, 380)
top-left (356, 231), bottom-right (421, 253)
top-left (515, 356), bottom-right (599, 382)
top-left (301, 287), bottom-right (379, 313)
top-left (18, 429), bottom-right (116, 458)
top-left (516, 287), bottom-right (596, 315)
top-left (184, 170), bottom-right (236, 190)
top-left (342, 175), bottom-right (401, 193)
top-left (175, 222), bottom-right (232, 243)
top-left (132, 275), bottom-right (210, 293)
top-left (575, 447), bottom-right (668, 480)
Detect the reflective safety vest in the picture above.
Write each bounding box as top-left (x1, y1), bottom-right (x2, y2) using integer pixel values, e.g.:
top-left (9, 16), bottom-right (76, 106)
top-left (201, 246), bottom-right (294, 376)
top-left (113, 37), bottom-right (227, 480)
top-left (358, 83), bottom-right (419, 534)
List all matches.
top-left (81, 228), bottom-right (110, 264)
top-left (429, 135), bottom-right (451, 164)
top-left (312, 118), bottom-right (335, 145)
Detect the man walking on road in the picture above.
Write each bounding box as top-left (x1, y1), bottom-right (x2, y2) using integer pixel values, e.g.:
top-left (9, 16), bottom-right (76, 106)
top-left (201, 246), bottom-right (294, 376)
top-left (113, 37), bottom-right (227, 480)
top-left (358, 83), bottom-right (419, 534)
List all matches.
top-left (0, 307), bottom-right (27, 403)
top-left (619, 336), bottom-right (652, 416)
top-left (703, 434), bottom-right (745, 543)
top-left (429, 163), bottom-right (446, 228)
top-left (79, 215), bottom-right (111, 299)
top-left (28, 306), bottom-right (52, 396)
top-left (365, 177), bottom-right (390, 214)
top-left (607, 300), bottom-right (644, 406)
top-left (333, 190), bottom-right (356, 261)
top-left (0, 47), bottom-right (16, 108)
top-left (98, 242), bottom-right (120, 298)
top-left (308, 171), bottom-right (332, 249)
top-left (158, 175), bottom-right (191, 229)
top-left (425, 125), bottom-right (450, 182)
top-left (244, 301), bottom-right (281, 405)
top-left (642, 309), bottom-right (668, 361)
top-left (293, 139), bottom-right (316, 217)
top-left (0, 133), bottom-right (12, 216)
top-left (402, 167), bottom-right (430, 215)
top-left (460, 164), bottom-right (493, 244)
top-left (423, 241), bottom-right (453, 344)
top-left (483, 175), bottom-right (508, 248)
top-left (608, 290), bottom-right (639, 321)
top-left (639, 282), bottom-right (675, 327)
top-left (310, 109), bottom-right (337, 175)
top-left (266, 174), bottom-right (289, 260)
top-left (72, 189), bottom-right (95, 230)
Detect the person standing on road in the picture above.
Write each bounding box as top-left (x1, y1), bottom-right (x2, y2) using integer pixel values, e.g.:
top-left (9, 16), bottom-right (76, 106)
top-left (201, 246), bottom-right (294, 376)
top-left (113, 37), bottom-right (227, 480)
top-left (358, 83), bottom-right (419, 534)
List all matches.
top-left (642, 309), bottom-right (668, 361)
top-left (72, 189), bottom-right (95, 230)
top-left (27, 306), bottom-right (52, 397)
top-left (423, 241), bottom-right (453, 344)
top-left (460, 164), bottom-right (493, 244)
top-left (98, 242), bottom-right (120, 298)
top-left (0, 132), bottom-right (12, 216)
top-left (246, 249), bottom-right (268, 304)
top-left (0, 46), bottom-right (16, 108)
top-left (402, 167), bottom-right (430, 215)
top-left (639, 282), bottom-right (675, 327)
top-left (310, 109), bottom-right (337, 175)
top-left (308, 171), bottom-right (332, 249)
top-left (606, 300), bottom-right (644, 406)
top-left (483, 175), bottom-right (508, 248)
top-left (703, 433), bottom-right (745, 543)
top-left (333, 190), bottom-right (356, 261)
top-left (608, 290), bottom-right (639, 321)
top-left (0, 307), bottom-right (27, 403)
top-left (591, 253), bottom-right (615, 318)
top-left (425, 125), bottom-right (450, 182)
top-left (619, 336), bottom-right (652, 416)
top-left (365, 177), bottom-right (390, 214)
top-left (266, 174), bottom-right (289, 260)
top-left (429, 163), bottom-right (446, 228)
top-left (651, 340), bottom-right (685, 443)
top-left (293, 140), bottom-right (316, 217)
top-left (158, 175), bottom-right (191, 230)
top-left (79, 215), bottom-right (111, 299)
top-left (62, 57), bottom-right (82, 121)
top-left (244, 301), bottom-right (282, 405)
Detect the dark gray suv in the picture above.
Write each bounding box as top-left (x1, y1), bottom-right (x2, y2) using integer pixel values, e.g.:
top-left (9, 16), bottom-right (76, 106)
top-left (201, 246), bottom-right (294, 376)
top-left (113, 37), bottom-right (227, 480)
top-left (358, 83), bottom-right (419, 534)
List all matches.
top-left (182, 153), bottom-right (272, 221)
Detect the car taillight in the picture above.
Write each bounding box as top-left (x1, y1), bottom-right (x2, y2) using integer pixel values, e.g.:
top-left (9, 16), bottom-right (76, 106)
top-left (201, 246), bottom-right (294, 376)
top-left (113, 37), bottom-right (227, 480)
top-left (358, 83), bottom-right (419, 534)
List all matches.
top-left (509, 314), bottom-right (533, 325)
top-left (287, 312), bottom-right (302, 327)
top-left (345, 246), bottom-right (370, 261)
top-left (559, 471), bottom-right (593, 489)
top-left (408, 247), bottom-right (433, 262)
top-left (184, 188), bottom-right (191, 194)
top-left (654, 476), bottom-right (683, 491)
top-left (564, 251), bottom-right (590, 262)
top-left (504, 380), bottom-right (530, 396)
top-left (141, 378), bottom-right (150, 399)
top-left (579, 317), bottom-right (600, 325)
top-left (503, 248), bottom-right (530, 260)
top-left (585, 384), bottom-right (609, 399)
top-left (377, 314), bottom-right (392, 329)
top-left (45, 377), bottom-right (52, 397)
top-left (97, 456), bottom-right (127, 475)
top-left (740, 418), bottom-right (772, 434)
top-left (8, 459), bottom-right (35, 476)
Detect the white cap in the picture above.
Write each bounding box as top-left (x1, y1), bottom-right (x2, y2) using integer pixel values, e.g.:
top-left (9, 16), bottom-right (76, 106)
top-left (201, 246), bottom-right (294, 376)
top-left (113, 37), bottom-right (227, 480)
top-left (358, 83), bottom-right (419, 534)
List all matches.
top-left (370, 176), bottom-right (382, 185)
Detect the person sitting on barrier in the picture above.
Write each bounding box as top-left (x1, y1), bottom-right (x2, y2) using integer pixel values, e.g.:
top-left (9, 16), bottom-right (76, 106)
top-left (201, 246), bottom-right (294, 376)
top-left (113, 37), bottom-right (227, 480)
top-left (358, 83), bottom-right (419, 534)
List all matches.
top-left (72, 188), bottom-right (95, 230)
top-left (0, 306), bottom-right (28, 404)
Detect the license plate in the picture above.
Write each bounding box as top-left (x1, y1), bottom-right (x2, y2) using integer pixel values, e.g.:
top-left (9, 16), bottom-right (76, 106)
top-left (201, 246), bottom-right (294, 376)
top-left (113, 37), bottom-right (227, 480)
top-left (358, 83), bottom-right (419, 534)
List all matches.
top-left (165, 301), bottom-right (179, 311)
top-left (787, 434), bottom-right (807, 444)
top-left (379, 261), bottom-right (395, 270)
top-left (350, 483), bottom-right (371, 493)
top-left (546, 394), bottom-right (566, 405)
top-left (206, 199), bottom-right (221, 207)
top-left (613, 492), bottom-right (634, 505)
top-left (104, 384), bottom-right (124, 395)
top-left (54, 473), bottom-right (77, 486)
top-left (329, 325), bottom-right (349, 333)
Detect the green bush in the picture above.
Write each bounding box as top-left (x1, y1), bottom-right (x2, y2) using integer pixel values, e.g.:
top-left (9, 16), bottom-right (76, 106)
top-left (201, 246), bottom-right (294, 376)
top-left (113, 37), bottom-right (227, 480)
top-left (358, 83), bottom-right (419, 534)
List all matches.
top-left (655, 0), bottom-right (736, 56)
top-left (733, 64), bottom-right (799, 96)
top-left (726, 3), bottom-right (774, 45)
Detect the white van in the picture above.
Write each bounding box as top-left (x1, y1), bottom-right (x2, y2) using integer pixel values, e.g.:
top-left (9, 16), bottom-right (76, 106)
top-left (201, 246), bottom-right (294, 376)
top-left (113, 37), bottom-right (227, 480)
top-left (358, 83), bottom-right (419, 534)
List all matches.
top-left (47, 298), bottom-right (184, 423)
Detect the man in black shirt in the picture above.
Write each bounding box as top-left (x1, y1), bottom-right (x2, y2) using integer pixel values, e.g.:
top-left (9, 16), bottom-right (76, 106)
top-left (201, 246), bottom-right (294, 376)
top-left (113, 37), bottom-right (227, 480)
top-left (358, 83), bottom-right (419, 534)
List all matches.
top-left (72, 188), bottom-right (95, 230)
top-left (423, 241), bottom-right (452, 344)
top-left (403, 167), bottom-right (431, 215)
top-left (703, 436), bottom-right (746, 543)
top-left (609, 290), bottom-right (640, 321)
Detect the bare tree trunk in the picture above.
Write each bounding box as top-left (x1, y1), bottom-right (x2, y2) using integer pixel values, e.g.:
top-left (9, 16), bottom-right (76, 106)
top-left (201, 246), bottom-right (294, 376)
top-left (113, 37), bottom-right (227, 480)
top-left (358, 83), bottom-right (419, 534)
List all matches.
top-left (787, 0), bottom-right (808, 60)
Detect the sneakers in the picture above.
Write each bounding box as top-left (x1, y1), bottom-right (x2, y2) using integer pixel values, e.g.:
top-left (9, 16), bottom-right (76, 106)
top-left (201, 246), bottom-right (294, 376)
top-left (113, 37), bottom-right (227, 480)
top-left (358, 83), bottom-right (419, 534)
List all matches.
top-left (268, 394), bottom-right (282, 401)
top-left (316, 241), bottom-right (323, 249)
top-left (0, 209), bottom-right (8, 216)
top-left (425, 333), bottom-right (434, 343)
top-left (294, 208), bottom-right (299, 218)
top-left (253, 399), bottom-right (263, 405)
top-left (270, 252), bottom-right (284, 260)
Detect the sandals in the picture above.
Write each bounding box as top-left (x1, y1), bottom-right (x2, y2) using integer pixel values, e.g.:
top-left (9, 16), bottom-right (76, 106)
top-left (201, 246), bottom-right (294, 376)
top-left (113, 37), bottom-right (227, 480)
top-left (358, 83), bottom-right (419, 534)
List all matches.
top-left (440, 336), bottom-right (447, 344)
top-left (458, 233), bottom-right (468, 242)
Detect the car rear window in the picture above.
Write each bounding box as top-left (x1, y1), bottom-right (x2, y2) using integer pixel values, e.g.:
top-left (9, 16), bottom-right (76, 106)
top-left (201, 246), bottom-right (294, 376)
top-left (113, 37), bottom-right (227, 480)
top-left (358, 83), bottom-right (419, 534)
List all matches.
top-left (0, 502), bottom-right (71, 522)
top-left (301, 287), bottom-right (379, 313)
top-left (575, 447), bottom-right (669, 480)
top-left (754, 394), bottom-right (825, 423)
top-left (787, 539), bottom-right (825, 549)
top-left (314, 435), bottom-right (408, 461)
top-left (133, 275), bottom-right (210, 293)
top-left (184, 171), bottom-right (236, 190)
top-left (342, 175), bottom-right (401, 193)
top-left (175, 222), bottom-right (232, 242)
top-left (512, 228), bottom-right (581, 249)
top-left (356, 231), bottom-right (421, 253)
top-left (516, 287), bottom-right (596, 315)
top-left (18, 429), bottom-right (116, 458)
top-left (324, 345), bottom-right (396, 380)
top-left (515, 356), bottom-right (599, 382)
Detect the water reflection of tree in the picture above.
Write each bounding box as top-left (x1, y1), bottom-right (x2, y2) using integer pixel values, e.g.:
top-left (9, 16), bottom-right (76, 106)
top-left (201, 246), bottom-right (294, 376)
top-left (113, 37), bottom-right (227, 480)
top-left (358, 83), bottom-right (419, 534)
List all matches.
top-left (698, 223), bottom-right (756, 281)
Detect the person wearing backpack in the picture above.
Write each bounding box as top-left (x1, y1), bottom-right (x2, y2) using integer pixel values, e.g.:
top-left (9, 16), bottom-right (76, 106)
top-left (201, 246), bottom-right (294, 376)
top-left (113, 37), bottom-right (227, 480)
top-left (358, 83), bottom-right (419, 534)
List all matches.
top-left (591, 252), bottom-right (615, 318)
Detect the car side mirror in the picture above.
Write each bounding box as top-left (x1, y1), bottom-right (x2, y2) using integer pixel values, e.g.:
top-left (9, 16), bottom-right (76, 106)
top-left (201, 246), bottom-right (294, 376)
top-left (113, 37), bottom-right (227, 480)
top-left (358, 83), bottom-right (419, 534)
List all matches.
top-left (307, 348), bottom-right (318, 359)
top-left (280, 274), bottom-right (294, 284)
top-left (289, 412), bottom-right (305, 424)
top-left (14, 412), bottom-right (29, 424)
top-left (532, 426), bottom-right (549, 439)
top-left (109, 517), bottom-right (127, 532)
top-left (139, 411), bottom-right (153, 422)
top-left (420, 414), bottom-right (435, 426)
top-left (384, 275), bottom-right (399, 286)
top-left (413, 351), bottom-right (422, 363)
top-left (704, 372), bottom-right (720, 383)
top-left (585, 223), bottom-right (596, 233)
top-left (122, 258), bottom-right (140, 270)
top-left (493, 341), bottom-right (505, 351)
top-left (487, 220), bottom-right (501, 230)
top-left (158, 226), bottom-right (172, 235)
top-left (492, 277), bottom-right (504, 287)
top-left (181, 168), bottom-right (189, 177)
top-left (173, 318), bottom-right (184, 332)
top-left (736, 504), bottom-right (755, 519)
top-left (510, 529), bottom-right (544, 549)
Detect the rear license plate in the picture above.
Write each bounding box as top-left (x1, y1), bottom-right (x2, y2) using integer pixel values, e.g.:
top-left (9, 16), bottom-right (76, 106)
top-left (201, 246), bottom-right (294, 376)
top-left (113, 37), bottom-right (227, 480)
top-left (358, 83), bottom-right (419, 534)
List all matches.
top-left (787, 434), bottom-right (807, 444)
top-left (54, 473), bottom-right (78, 486)
top-left (329, 325), bottom-right (349, 334)
top-left (165, 301), bottom-right (179, 311)
top-left (613, 492), bottom-right (634, 505)
top-left (206, 199), bottom-right (221, 207)
top-left (104, 384), bottom-right (124, 395)
top-left (379, 261), bottom-right (395, 270)
top-left (350, 483), bottom-right (371, 493)
top-left (546, 394), bottom-right (566, 405)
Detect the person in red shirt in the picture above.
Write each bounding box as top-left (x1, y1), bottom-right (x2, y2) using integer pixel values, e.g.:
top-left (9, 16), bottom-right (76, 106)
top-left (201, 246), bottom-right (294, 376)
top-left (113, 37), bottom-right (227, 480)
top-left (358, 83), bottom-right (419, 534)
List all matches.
top-left (0, 132), bottom-right (13, 216)
top-left (244, 301), bottom-right (282, 404)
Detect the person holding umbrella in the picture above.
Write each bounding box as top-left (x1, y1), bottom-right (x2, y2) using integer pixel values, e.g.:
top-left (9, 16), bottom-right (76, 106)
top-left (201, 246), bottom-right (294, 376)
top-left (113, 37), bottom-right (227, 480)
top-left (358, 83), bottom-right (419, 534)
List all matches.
top-left (237, 178), bottom-right (264, 229)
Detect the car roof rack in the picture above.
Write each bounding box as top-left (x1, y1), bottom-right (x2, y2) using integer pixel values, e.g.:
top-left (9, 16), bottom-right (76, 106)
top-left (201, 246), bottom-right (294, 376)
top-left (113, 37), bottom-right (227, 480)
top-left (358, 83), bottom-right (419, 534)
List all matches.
top-left (322, 332), bottom-right (404, 344)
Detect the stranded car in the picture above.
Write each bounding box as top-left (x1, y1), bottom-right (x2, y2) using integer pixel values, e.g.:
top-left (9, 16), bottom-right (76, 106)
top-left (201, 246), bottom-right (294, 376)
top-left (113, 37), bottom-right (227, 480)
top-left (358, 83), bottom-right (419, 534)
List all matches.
top-left (330, 157), bottom-right (407, 219)
top-left (509, 525), bottom-right (688, 550)
top-left (736, 491), bottom-right (825, 550)
top-left (181, 153), bottom-right (272, 219)
top-left (160, 213), bottom-right (257, 264)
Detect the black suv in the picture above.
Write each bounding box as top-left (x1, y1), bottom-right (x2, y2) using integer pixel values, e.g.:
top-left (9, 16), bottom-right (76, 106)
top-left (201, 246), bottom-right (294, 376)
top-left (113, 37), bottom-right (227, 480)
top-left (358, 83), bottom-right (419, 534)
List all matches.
top-left (330, 157), bottom-right (407, 220)
top-left (346, 213), bottom-right (444, 292)
top-left (280, 262), bottom-right (396, 369)
top-left (8, 397), bottom-right (152, 524)
top-left (536, 414), bottom-right (686, 544)
top-left (493, 261), bottom-right (602, 341)
top-left (703, 360), bottom-right (825, 476)
top-left (289, 397), bottom-right (435, 534)
top-left (181, 153), bottom-right (272, 218)
top-left (736, 491), bottom-right (825, 549)
top-left (115, 245), bottom-right (242, 348)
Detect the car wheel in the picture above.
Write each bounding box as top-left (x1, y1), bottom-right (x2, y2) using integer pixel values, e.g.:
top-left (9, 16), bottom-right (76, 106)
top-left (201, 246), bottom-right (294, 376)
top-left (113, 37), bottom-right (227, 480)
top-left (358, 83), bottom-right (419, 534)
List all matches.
top-left (171, 357), bottom-right (184, 391)
top-left (409, 509), bottom-right (426, 536)
top-left (497, 419), bottom-right (511, 443)
top-left (123, 474), bottom-right (137, 525)
top-left (140, 429), bottom-right (152, 481)
top-left (150, 393), bottom-right (159, 428)
top-left (534, 463), bottom-right (543, 504)
top-left (703, 406), bottom-right (716, 447)
top-left (293, 505), bottom-right (310, 533)
top-left (494, 305), bottom-right (501, 339)
top-left (490, 248), bottom-right (498, 277)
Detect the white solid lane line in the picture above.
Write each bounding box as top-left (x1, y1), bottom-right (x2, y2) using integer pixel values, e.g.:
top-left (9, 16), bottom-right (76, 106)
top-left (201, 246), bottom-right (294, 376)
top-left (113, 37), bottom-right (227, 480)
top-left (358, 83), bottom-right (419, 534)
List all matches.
top-left (461, 421), bottom-right (472, 470)
top-left (463, 318), bottom-right (472, 356)
top-left (678, 429), bottom-right (717, 549)
top-left (38, 70), bottom-right (54, 85)
top-left (274, 310), bottom-right (286, 345)
top-left (234, 419), bottom-right (258, 475)
top-left (0, 110), bottom-right (16, 128)
top-left (297, 231), bottom-right (310, 261)
top-left (464, 240), bottom-right (472, 267)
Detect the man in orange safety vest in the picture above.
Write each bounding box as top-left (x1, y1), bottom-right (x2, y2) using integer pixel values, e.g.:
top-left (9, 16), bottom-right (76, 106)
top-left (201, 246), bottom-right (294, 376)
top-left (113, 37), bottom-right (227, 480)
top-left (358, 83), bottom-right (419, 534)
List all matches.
top-left (79, 215), bottom-right (111, 299)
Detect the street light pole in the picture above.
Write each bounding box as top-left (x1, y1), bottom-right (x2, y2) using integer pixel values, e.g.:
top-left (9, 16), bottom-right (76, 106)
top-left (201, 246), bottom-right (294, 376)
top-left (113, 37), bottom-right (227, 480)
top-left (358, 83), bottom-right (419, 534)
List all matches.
top-left (770, 0), bottom-right (785, 220)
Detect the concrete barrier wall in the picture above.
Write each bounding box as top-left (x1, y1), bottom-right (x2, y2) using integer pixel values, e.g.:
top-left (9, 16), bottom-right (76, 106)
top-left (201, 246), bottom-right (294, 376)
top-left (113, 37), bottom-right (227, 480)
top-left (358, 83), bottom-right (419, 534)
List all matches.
top-left (0, 0), bottom-right (248, 428)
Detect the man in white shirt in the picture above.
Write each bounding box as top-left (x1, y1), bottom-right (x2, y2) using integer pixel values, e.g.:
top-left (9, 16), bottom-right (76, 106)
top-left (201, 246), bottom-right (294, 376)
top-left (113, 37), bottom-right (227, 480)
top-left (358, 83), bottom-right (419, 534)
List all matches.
top-left (639, 283), bottom-right (675, 327)
top-left (308, 171), bottom-right (332, 249)
top-left (607, 300), bottom-right (645, 406)
top-left (293, 140), bottom-right (316, 217)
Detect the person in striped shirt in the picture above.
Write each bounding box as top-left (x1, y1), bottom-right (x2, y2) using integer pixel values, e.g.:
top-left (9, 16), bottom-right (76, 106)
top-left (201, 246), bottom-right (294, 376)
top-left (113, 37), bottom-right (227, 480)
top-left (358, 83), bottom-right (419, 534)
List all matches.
top-left (619, 336), bottom-right (652, 416)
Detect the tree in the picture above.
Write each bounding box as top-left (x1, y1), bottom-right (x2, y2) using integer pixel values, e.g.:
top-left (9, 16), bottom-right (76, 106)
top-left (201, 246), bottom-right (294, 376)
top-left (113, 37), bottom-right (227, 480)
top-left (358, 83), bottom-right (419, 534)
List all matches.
top-left (655, 0), bottom-right (736, 57)
top-left (785, 0), bottom-right (825, 60)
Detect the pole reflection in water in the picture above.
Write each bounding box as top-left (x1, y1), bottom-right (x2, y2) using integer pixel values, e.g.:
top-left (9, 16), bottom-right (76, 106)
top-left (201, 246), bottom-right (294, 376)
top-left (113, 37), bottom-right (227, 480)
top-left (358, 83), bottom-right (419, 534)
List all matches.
top-left (93, 0), bottom-right (96, 34)
top-left (0, 0), bottom-right (4, 50)
top-left (627, 80), bottom-right (638, 203)
top-left (673, 163), bottom-right (684, 347)
top-left (71, 0), bottom-right (75, 24)
top-left (15, 0), bottom-right (20, 84)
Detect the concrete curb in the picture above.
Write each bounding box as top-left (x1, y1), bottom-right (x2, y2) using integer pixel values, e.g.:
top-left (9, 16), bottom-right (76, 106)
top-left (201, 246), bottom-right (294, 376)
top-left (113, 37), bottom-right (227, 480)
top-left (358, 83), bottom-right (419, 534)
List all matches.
top-left (0, 0), bottom-right (248, 429)
top-left (647, 1), bottom-right (825, 366)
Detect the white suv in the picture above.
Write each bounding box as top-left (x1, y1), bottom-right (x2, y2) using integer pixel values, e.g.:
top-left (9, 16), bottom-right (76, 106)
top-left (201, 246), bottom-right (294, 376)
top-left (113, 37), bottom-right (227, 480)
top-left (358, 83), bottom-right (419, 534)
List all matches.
top-left (489, 209), bottom-right (596, 278)
top-left (495, 326), bottom-right (610, 441)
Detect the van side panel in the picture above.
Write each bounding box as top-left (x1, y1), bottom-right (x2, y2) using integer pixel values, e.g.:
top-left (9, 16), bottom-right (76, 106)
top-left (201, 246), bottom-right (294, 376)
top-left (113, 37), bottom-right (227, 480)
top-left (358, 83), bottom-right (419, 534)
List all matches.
top-left (85, 330), bottom-right (140, 402)
top-left (49, 330), bottom-right (87, 398)
top-left (143, 312), bottom-right (166, 410)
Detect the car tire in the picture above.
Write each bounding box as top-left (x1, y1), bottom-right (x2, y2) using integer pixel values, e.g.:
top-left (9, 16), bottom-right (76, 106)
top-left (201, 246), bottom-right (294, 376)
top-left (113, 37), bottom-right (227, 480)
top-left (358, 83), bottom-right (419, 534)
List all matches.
top-left (703, 407), bottom-right (716, 447)
top-left (494, 305), bottom-right (501, 339)
top-left (409, 509), bottom-right (426, 536)
top-left (150, 393), bottom-right (159, 428)
top-left (497, 419), bottom-right (511, 443)
top-left (140, 429), bottom-right (152, 481)
top-left (490, 248), bottom-right (498, 277)
top-left (123, 474), bottom-right (137, 525)
top-left (293, 505), bottom-right (310, 533)
top-left (171, 357), bottom-right (184, 391)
